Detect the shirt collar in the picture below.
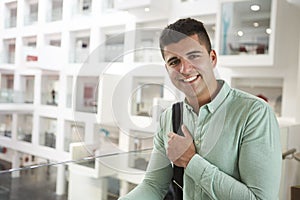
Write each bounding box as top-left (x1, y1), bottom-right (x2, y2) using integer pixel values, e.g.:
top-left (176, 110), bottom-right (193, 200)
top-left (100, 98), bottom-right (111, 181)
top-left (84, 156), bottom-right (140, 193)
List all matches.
top-left (183, 80), bottom-right (231, 114)
top-left (206, 80), bottom-right (230, 113)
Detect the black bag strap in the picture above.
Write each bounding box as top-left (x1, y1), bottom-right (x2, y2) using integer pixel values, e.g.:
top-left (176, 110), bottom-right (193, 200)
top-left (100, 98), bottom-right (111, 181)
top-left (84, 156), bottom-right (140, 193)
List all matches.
top-left (171, 102), bottom-right (184, 200)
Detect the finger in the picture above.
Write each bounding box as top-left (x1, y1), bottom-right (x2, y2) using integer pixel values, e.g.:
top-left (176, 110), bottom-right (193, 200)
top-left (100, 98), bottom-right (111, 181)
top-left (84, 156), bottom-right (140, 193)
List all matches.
top-left (181, 124), bottom-right (192, 138)
top-left (168, 132), bottom-right (175, 139)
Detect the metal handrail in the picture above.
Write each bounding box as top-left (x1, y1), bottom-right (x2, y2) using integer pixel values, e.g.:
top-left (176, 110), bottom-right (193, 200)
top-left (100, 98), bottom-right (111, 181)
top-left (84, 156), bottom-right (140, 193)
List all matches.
top-left (282, 148), bottom-right (300, 162)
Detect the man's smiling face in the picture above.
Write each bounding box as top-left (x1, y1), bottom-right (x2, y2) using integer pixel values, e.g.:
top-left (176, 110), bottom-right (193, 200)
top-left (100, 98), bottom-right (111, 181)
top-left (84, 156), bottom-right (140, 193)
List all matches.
top-left (163, 34), bottom-right (217, 100)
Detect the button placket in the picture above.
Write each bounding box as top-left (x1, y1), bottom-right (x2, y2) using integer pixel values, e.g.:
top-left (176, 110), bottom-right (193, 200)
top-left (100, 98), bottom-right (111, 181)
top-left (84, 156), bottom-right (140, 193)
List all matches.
top-left (195, 107), bottom-right (210, 151)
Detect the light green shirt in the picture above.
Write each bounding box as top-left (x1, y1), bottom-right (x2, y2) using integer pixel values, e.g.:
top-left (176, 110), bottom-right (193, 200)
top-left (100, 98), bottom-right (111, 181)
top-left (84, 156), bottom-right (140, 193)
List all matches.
top-left (119, 80), bottom-right (282, 200)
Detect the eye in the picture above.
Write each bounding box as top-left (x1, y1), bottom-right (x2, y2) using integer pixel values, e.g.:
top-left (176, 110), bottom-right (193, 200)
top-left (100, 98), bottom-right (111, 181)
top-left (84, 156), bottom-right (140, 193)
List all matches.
top-left (168, 58), bottom-right (181, 68)
top-left (188, 54), bottom-right (200, 60)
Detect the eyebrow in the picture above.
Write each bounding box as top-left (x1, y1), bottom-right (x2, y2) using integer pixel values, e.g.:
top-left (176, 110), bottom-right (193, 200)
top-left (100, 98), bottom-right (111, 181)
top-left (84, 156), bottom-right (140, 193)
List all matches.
top-left (166, 56), bottom-right (178, 64)
top-left (166, 50), bottom-right (203, 63)
top-left (186, 50), bottom-right (202, 56)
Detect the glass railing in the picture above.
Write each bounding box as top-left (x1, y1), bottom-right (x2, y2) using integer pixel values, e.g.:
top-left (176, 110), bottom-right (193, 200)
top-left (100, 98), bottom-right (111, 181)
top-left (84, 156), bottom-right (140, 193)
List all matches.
top-left (39, 131), bottom-right (56, 148)
top-left (71, 49), bottom-right (90, 63)
top-left (0, 90), bottom-right (31, 104)
top-left (4, 17), bottom-right (17, 28)
top-left (24, 13), bottom-right (38, 26)
top-left (6, 53), bottom-right (15, 64)
top-left (0, 144), bottom-right (153, 200)
top-left (49, 8), bottom-right (63, 22)
top-left (1, 125), bottom-right (300, 200)
top-left (17, 131), bottom-right (32, 143)
top-left (41, 92), bottom-right (58, 106)
top-left (102, 0), bottom-right (116, 12)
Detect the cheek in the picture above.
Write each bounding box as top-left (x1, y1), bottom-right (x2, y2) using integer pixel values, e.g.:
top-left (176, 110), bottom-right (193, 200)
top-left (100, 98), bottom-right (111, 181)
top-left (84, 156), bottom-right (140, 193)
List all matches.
top-left (193, 61), bottom-right (213, 72)
top-left (167, 68), bottom-right (178, 78)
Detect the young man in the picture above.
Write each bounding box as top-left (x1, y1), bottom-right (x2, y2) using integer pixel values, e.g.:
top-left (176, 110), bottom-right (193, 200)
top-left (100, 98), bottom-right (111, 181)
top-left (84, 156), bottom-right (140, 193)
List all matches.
top-left (119, 18), bottom-right (282, 200)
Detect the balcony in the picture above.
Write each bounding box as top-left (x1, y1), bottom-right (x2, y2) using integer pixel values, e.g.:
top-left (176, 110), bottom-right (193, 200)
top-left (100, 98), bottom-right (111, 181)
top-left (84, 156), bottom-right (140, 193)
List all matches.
top-left (0, 114), bottom-right (12, 138)
top-left (75, 76), bottom-right (98, 113)
top-left (70, 33), bottom-right (90, 63)
top-left (47, 0), bottom-right (63, 22)
top-left (41, 75), bottom-right (59, 106)
top-left (5, 16), bottom-right (17, 28)
top-left (64, 121), bottom-right (85, 152)
top-left (0, 90), bottom-right (25, 104)
top-left (73, 48), bottom-right (90, 63)
top-left (22, 47), bottom-right (38, 68)
top-left (17, 114), bottom-right (33, 143)
top-left (39, 117), bottom-right (57, 148)
top-left (4, 2), bottom-right (17, 28)
top-left (48, 8), bottom-right (63, 22)
top-left (2, 40), bottom-right (16, 64)
top-left (24, 12), bottom-right (38, 26)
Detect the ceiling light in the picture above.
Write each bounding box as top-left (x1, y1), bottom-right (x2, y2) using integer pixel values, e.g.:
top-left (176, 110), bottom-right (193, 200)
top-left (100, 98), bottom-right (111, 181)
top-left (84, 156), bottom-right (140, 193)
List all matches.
top-left (253, 22), bottom-right (259, 27)
top-left (237, 31), bottom-right (244, 37)
top-left (266, 28), bottom-right (272, 34)
top-left (250, 4), bottom-right (260, 11)
top-left (144, 7), bottom-right (150, 12)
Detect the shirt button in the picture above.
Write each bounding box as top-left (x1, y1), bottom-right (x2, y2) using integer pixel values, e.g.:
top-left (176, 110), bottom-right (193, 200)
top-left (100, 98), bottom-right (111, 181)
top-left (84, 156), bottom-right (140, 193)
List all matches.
top-left (195, 140), bottom-right (200, 145)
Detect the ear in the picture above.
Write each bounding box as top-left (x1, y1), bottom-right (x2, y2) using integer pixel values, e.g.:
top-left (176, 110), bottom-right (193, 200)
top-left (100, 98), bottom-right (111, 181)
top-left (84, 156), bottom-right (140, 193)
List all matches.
top-left (210, 50), bottom-right (217, 67)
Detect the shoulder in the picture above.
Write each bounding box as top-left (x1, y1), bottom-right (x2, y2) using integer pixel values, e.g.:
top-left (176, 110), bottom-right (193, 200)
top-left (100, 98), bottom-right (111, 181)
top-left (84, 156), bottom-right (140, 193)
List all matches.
top-left (229, 88), bottom-right (272, 112)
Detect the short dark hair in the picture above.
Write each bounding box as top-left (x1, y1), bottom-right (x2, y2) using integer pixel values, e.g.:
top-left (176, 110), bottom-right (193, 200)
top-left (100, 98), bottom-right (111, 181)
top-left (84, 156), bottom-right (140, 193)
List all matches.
top-left (159, 18), bottom-right (212, 59)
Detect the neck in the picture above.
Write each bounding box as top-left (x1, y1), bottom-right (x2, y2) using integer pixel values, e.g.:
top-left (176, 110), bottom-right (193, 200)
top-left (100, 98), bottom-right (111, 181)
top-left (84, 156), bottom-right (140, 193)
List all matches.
top-left (186, 80), bottom-right (220, 114)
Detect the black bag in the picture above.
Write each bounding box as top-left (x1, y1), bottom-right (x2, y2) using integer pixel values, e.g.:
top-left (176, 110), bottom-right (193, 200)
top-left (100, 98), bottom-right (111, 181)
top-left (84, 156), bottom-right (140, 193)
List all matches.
top-left (164, 102), bottom-right (184, 200)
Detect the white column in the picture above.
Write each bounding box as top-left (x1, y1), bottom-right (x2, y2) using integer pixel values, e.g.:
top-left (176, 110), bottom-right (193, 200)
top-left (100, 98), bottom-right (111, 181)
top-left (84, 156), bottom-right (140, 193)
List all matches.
top-left (56, 117), bottom-right (64, 151)
top-left (90, 26), bottom-right (100, 52)
top-left (118, 129), bottom-right (132, 152)
top-left (123, 16), bottom-right (136, 63)
top-left (11, 150), bottom-right (21, 178)
top-left (16, 0), bottom-right (24, 28)
top-left (56, 74), bottom-right (66, 151)
top-left (12, 74), bottom-right (21, 106)
top-left (119, 180), bottom-right (130, 197)
top-left (61, 30), bottom-right (71, 65)
top-left (32, 72), bottom-right (41, 145)
top-left (101, 179), bottom-right (108, 200)
top-left (84, 119), bottom-right (94, 145)
top-left (62, 0), bottom-right (72, 22)
top-left (11, 113), bottom-right (18, 141)
top-left (91, 0), bottom-right (102, 17)
top-left (38, 0), bottom-right (47, 24)
top-left (89, 26), bottom-right (100, 65)
top-left (0, 2), bottom-right (4, 29)
top-left (0, 39), bottom-right (3, 63)
top-left (56, 164), bottom-right (66, 195)
top-left (34, 72), bottom-right (41, 105)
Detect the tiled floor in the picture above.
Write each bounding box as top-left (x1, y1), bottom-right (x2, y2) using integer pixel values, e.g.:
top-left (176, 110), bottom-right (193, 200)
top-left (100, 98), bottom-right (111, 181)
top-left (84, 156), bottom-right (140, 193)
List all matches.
top-left (0, 165), bottom-right (68, 200)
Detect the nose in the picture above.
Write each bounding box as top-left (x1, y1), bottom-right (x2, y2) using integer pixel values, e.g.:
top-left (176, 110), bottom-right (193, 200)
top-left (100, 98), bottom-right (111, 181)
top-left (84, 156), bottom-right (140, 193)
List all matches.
top-left (179, 59), bottom-right (193, 74)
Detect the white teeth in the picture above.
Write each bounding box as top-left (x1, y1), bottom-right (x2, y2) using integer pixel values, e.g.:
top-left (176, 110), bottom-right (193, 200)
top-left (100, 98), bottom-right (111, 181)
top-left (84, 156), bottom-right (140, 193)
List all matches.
top-left (183, 76), bottom-right (197, 82)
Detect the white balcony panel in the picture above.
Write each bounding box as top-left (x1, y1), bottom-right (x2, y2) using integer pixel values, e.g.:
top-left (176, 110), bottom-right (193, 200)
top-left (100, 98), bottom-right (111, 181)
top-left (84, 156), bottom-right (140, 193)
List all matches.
top-left (39, 46), bottom-right (64, 71)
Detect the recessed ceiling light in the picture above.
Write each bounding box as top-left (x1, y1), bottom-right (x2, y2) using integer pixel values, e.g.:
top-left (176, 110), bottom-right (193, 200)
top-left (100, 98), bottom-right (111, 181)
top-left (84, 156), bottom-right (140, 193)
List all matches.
top-left (237, 31), bottom-right (244, 37)
top-left (253, 22), bottom-right (259, 27)
top-left (266, 28), bottom-right (272, 34)
top-left (144, 7), bottom-right (150, 12)
top-left (250, 4), bottom-right (260, 11)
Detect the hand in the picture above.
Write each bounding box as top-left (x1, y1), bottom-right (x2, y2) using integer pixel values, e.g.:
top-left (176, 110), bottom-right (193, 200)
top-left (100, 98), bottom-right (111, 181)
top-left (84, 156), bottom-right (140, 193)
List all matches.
top-left (167, 124), bottom-right (196, 168)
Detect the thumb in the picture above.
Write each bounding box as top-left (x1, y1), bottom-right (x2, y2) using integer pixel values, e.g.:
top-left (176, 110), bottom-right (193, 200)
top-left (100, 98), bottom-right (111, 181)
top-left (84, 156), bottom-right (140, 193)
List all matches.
top-left (181, 124), bottom-right (192, 138)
